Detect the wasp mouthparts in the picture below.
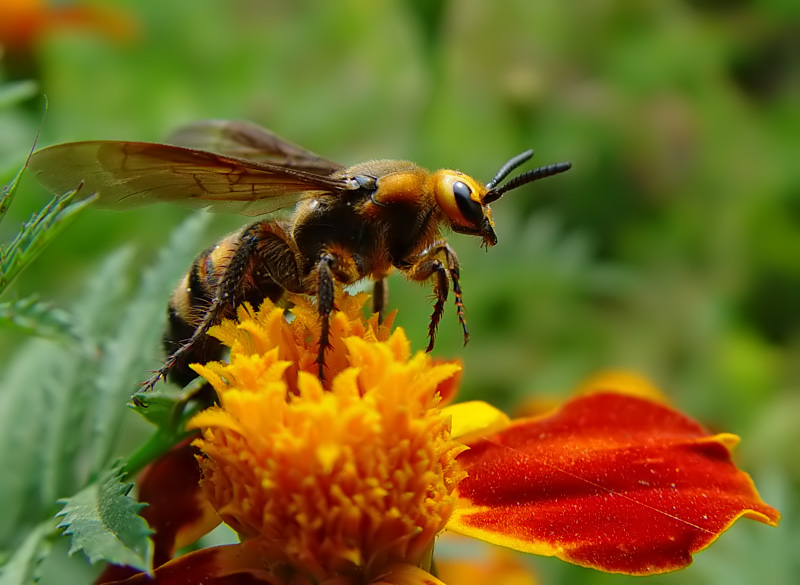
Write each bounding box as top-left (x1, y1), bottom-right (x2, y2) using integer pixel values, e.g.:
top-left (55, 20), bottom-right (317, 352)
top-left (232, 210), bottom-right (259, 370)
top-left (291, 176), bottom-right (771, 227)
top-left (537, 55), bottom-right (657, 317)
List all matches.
top-left (481, 218), bottom-right (498, 248)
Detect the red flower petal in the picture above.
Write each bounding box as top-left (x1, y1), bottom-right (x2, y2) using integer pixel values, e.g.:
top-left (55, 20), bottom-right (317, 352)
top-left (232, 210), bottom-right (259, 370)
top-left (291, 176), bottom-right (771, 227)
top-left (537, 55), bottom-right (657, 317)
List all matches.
top-left (102, 543), bottom-right (278, 585)
top-left (448, 392), bottom-right (779, 575)
top-left (138, 440), bottom-right (221, 565)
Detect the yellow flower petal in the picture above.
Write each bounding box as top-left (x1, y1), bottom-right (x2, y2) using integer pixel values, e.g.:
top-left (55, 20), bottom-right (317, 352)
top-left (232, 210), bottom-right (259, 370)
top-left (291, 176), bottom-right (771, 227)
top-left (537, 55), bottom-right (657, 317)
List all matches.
top-left (574, 369), bottom-right (668, 403)
top-left (443, 401), bottom-right (511, 442)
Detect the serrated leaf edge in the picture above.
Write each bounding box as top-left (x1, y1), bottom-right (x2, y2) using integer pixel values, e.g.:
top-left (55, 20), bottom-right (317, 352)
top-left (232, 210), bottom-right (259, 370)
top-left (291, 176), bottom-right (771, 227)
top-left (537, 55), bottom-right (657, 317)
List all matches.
top-left (54, 463), bottom-right (153, 573)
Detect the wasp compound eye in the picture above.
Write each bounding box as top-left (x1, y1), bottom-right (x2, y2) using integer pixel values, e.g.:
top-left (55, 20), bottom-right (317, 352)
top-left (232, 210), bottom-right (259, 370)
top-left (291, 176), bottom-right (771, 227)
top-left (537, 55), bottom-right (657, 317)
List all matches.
top-left (453, 180), bottom-right (483, 227)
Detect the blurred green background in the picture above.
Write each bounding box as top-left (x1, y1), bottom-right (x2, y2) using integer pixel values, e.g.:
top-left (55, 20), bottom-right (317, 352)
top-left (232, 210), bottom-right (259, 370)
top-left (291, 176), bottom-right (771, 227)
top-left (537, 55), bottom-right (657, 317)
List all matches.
top-left (1, 0), bottom-right (797, 583)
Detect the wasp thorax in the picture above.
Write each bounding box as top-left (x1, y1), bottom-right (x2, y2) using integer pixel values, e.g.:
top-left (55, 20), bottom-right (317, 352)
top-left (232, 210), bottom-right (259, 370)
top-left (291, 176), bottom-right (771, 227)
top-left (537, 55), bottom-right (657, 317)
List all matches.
top-left (432, 170), bottom-right (488, 230)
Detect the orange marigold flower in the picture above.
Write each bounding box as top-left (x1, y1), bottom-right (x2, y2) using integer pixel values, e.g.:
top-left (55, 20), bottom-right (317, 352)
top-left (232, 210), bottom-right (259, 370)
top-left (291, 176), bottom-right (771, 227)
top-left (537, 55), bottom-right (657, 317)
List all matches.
top-left (187, 294), bottom-right (465, 583)
top-left (109, 293), bottom-right (779, 585)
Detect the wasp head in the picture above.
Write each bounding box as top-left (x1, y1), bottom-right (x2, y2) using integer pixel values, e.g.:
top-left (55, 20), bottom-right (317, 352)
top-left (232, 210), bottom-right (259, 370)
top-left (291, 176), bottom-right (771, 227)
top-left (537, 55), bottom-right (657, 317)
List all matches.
top-left (434, 151), bottom-right (571, 248)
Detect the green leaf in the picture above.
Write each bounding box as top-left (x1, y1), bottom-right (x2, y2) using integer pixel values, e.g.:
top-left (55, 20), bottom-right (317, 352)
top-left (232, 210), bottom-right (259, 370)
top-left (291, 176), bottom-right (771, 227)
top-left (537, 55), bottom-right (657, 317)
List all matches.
top-left (71, 247), bottom-right (137, 341)
top-left (0, 165), bottom-right (24, 227)
top-left (89, 213), bottom-right (211, 472)
top-left (0, 249), bottom-right (136, 545)
top-left (55, 462), bottom-right (153, 572)
top-left (0, 216), bottom-right (210, 550)
top-left (43, 247), bottom-right (137, 500)
top-left (0, 187), bottom-right (95, 296)
top-left (0, 521), bottom-right (54, 585)
top-left (0, 296), bottom-right (80, 342)
top-left (123, 426), bottom-right (196, 479)
top-left (0, 339), bottom-right (56, 546)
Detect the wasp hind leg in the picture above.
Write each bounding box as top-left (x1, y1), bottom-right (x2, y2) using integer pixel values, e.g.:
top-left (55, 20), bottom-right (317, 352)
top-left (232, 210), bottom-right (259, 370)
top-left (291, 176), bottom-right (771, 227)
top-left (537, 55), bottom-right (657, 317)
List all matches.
top-left (139, 241), bottom-right (260, 400)
top-left (139, 223), bottom-right (302, 401)
top-left (162, 269), bottom-right (225, 389)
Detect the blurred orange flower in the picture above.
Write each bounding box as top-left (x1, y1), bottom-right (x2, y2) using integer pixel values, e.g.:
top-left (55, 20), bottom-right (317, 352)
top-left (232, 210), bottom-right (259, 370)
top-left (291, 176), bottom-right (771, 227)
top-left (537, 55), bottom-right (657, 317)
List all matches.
top-left (0, 0), bottom-right (136, 65)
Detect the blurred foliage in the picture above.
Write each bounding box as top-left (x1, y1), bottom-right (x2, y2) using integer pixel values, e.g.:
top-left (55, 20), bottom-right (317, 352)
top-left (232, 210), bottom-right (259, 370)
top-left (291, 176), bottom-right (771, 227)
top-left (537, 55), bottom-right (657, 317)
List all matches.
top-left (0, 0), bottom-right (797, 583)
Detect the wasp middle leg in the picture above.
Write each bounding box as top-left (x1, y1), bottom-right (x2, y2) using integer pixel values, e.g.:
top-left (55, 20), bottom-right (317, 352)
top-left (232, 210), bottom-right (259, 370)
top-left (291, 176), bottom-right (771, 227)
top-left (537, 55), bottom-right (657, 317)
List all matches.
top-left (313, 246), bottom-right (364, 380)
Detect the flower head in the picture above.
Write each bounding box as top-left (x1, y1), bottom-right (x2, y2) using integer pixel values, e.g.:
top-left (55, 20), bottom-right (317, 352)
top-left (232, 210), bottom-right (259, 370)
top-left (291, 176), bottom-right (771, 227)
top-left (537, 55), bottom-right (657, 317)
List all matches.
top-left (187, 294), bottom-right (465, 583)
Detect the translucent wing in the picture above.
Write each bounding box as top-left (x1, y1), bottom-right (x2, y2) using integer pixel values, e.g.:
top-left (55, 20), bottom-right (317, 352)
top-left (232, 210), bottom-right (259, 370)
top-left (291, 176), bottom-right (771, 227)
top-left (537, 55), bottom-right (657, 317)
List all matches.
top-left (28, 140), bottom-right (356, 217)
top-left (167, 120), bottom-right (344, 175)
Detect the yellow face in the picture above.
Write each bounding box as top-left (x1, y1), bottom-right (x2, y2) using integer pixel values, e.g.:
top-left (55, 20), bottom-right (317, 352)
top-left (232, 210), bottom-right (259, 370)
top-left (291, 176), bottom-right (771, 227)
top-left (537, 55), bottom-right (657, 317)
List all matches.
top-left (433, 170), bottom-right (497, 246)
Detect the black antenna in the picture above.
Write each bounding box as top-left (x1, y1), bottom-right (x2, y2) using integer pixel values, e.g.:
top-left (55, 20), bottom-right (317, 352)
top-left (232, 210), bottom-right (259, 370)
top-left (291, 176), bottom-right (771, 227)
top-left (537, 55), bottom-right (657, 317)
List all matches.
top-left (486, 149), bottom-right (534, 190)
top-left (484, 159), bottom-right (571, 204)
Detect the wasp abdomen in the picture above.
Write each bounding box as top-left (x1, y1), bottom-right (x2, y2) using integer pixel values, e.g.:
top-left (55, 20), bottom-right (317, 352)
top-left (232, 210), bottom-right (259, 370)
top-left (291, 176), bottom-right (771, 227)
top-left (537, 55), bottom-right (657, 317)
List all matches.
top-left (164, 248), bottom-right (223, 386)
top-left (163, 221), bottom-right (309, 386)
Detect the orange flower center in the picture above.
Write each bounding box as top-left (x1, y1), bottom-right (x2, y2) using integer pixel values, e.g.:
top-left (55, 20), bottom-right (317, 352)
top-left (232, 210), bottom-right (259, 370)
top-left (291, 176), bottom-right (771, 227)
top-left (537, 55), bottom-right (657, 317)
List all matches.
top-left (187, 295), bottom-right (465, 583)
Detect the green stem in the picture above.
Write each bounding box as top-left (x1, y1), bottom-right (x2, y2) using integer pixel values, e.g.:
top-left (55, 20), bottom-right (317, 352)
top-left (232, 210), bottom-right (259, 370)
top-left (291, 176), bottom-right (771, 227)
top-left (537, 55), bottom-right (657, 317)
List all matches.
top-left (123, 428), bottom-right (196, 477)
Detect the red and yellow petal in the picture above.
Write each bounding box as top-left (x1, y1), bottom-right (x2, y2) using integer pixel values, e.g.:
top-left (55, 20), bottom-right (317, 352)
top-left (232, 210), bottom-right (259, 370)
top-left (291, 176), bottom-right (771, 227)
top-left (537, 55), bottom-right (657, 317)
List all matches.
top-left (136, 440), bottom-right (222, 563)
top-left (430, 358), bottom-right (462, 405)
top-left (575, 369), bottom-right (669, 403)
top-left (104, 543), bottom-right (278, 585)
top-left (444, 401), bottom-right (510, 442)
top-left (447, 391), bottom-right (779, 575)
top-left (513, 370), bottom-right (669, 419)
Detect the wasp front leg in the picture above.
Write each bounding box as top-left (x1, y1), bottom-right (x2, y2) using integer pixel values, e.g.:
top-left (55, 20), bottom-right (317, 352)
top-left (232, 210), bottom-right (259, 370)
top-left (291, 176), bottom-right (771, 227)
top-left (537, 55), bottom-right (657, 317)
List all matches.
top-left (402, 240), bottom-right (469, 352)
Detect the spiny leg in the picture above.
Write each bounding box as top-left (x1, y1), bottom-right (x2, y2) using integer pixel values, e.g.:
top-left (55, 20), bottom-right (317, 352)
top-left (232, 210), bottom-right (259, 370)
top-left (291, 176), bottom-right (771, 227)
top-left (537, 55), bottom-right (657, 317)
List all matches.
top-left (137, 231), bottom-right (262, 400)
top-left (139, 292), bottom-right (227, 403)
top-left (314, 245), bottom-right (365, 379)
top-left (439, 244), bottom-right (469, 345)
top-left (403, 257), bottom-right (449, 351)
top-left (316, 252), bottom-right (336, 380)
top-left (404, 240), bottom-right (469, 352)
top-left (426, 263), bottom-right (449, 352)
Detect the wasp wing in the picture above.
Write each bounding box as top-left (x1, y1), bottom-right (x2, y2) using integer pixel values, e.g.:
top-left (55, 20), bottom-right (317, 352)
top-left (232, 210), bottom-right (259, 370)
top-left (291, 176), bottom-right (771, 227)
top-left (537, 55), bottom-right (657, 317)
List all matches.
top-left (28, 141), bottom-right (357, 217)
top-left (166, 120), bottom-right (344, 175)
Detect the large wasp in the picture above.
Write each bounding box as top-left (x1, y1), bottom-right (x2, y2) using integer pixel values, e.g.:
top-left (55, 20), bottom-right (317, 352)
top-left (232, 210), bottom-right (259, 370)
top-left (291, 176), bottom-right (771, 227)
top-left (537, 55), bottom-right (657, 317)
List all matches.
top-left (29, 120), bottom-right (571, 389)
